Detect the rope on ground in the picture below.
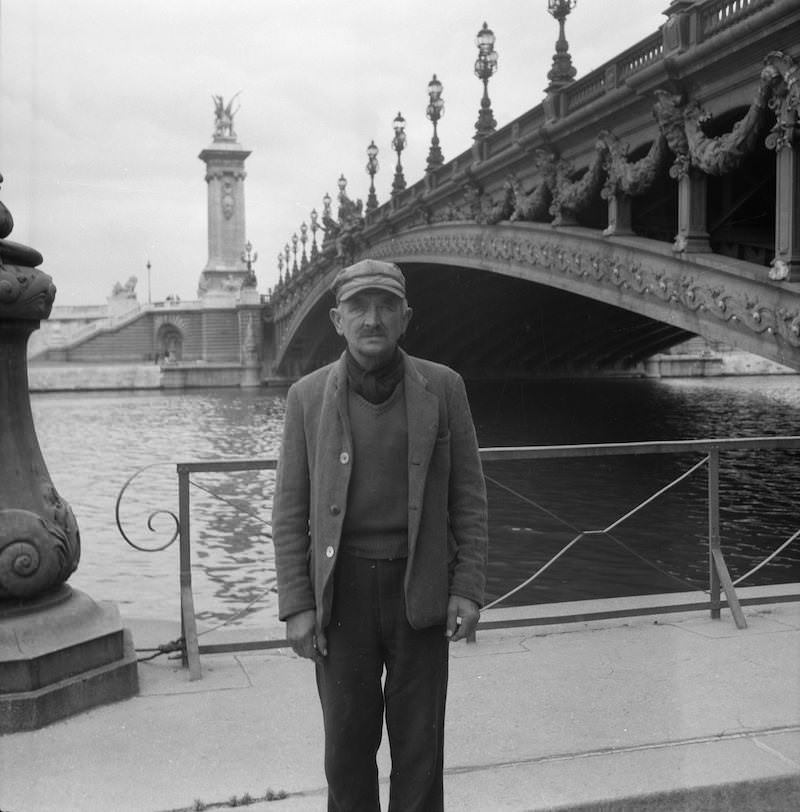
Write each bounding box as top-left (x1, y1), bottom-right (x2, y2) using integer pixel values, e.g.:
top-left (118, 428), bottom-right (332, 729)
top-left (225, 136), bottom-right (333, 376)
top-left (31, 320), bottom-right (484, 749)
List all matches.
top-left (136, 638), bottom-right (183, 662)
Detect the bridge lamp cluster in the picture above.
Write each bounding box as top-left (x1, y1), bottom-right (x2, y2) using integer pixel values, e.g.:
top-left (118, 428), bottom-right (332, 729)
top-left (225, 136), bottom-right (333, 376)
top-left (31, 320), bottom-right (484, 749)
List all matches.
top-left (426, 74), bottom-right (445, 173)
top-left (365, 140), bottom-right (379, 212)
top-left (274, 8), bottom-right (581, 282)
top-left (391, 112), bottom-right (407, 195)
top-left (474, 21), bottom-right (498, 139)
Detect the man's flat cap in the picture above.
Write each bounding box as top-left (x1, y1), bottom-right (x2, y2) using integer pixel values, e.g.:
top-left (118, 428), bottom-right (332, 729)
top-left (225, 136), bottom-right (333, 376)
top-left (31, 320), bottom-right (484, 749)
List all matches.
top-left (331, 259), bottom-right (406, 302)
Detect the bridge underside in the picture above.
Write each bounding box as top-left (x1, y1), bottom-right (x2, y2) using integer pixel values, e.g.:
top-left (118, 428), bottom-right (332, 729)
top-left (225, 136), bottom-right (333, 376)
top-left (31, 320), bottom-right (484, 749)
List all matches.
top-left (285, 262), bottom-right (693, 380)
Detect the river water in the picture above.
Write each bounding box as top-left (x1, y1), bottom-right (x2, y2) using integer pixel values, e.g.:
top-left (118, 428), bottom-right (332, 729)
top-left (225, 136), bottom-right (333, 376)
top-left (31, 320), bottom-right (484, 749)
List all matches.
top-left (29, 374), bottom-right (800, 632)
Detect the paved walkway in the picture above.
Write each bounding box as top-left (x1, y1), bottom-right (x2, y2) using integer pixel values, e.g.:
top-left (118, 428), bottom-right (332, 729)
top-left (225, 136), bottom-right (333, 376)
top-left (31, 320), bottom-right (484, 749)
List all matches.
top-left (1, 591), bottom-right (799, 812)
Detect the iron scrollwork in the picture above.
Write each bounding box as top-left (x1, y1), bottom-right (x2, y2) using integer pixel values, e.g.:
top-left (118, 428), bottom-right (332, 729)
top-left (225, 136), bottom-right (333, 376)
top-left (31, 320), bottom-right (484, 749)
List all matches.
top-left (115, 463), bottom-right (180, 553)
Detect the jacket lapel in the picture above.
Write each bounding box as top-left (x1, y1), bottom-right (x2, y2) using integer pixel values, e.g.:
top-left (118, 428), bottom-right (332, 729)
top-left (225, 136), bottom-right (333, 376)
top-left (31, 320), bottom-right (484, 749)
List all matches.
top-left (403, 352), bottom-right (440, 556)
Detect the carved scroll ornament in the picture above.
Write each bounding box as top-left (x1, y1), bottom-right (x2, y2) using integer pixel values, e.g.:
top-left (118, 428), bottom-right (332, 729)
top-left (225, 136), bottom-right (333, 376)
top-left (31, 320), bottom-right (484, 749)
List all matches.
top-left (0, 503), bottom-right (80, 600)
top-left (762, 51), bottom-right (800, 151)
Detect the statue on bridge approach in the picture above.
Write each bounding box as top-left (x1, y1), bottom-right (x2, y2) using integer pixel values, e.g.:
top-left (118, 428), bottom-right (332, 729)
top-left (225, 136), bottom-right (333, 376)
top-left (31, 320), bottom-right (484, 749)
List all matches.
top-left (212, 92), bottom-right (241, 139)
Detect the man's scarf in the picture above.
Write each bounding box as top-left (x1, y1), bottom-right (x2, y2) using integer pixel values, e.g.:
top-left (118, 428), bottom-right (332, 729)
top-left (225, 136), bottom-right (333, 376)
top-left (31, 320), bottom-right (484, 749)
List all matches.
top-left (346, 348), bottom-right (404, 404)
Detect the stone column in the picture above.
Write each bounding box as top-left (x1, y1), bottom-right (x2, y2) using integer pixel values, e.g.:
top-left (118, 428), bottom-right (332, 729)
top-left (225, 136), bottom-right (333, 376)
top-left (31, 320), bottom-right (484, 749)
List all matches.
top-left (0, 179), bottom-right (137, 732)
top-left (674, 168), bottom-right (711, 253)
top-left (766, 54), bottom-right (800, 282)
top-left (604, 192), bottom-right (634, 237)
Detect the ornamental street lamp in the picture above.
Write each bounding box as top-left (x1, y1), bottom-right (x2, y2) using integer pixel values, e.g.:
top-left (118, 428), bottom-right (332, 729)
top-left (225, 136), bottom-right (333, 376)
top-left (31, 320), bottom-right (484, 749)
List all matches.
top-left (366, 140), bottom-right (379, 211)
top-left (299, 222), bottom-right (309, 268)
top-left (391, 112), bottom-right (407, 195)
top-left (284, 243), bottom-right (291, 276)
top-left (426, 74), bottom-right (445, 173)
top-left (277, 252), bottom-right (284, 284)
top-left (241, 240), bottom-right (257, 271)
top-left (310, 208), bottom-right (320, 256)
top-left (546, 0), bottom-right (577, 92)
top-left (291, 232), bottom-right (299, 273)
top-left (474, 22), bottom-right (498, 139)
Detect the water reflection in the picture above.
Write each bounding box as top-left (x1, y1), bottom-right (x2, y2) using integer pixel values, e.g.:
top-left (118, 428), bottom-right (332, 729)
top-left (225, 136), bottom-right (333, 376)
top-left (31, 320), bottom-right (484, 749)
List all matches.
top-left (29, 375), bottom-right (800, 630)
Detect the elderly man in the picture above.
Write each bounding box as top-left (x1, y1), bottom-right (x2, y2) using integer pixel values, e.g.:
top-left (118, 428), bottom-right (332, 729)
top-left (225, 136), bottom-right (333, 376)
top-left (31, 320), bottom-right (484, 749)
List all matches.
top-left (272, 258), bottom-right (488, 811)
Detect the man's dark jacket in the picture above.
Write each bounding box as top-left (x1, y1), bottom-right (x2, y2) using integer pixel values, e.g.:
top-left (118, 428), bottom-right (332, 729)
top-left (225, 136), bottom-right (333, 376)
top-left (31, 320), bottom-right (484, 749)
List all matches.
top-left (272, 350), bottom-right (488, 631)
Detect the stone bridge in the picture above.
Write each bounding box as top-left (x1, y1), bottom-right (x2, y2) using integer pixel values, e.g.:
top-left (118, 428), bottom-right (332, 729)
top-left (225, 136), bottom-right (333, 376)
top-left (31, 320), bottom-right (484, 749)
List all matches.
top-left (267, 0), bottom-right (800, 380)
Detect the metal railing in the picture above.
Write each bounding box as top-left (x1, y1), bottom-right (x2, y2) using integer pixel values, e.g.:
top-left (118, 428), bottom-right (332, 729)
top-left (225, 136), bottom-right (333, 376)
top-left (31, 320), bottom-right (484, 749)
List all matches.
top-left (117, 436), bottom-right (800, 679)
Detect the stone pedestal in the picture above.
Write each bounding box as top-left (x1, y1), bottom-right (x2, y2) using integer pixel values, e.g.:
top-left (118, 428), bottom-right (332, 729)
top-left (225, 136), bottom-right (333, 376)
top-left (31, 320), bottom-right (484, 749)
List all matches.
top-left (0, 587), bottom-right (139, 733)
top-left (0, 179), bottom-right (138, 732)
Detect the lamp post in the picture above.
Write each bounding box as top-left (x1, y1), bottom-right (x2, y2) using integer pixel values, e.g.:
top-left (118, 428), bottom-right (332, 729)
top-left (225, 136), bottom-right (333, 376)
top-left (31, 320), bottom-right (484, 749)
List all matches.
top-left (291, 232), bottom-right (299, 274)
top-left (310, 208), bottom-right (320, 257)
top-left (366, 140), bottom-right (379, 211)
top-left (473, 22), bottom-right (498, 139)
top-left (391, 112), bottom-right (407, 195)
top-left (300, 222), bottom-right (309, 268)
top-left (284, 243), bottom-right (291, 278)
top-left (546, 0), bottom-right (577, 92)
top-left (277, 252), bottom-right (284, 285)
top-left (146, 258), bottom-right (151, 304)
top-left (426, 74), bottom-right (445, 173)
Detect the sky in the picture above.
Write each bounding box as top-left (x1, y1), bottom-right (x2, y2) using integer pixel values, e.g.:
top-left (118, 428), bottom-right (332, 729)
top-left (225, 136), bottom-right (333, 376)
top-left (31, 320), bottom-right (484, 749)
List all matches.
top-left (0, 0), bottom-right (668, 306)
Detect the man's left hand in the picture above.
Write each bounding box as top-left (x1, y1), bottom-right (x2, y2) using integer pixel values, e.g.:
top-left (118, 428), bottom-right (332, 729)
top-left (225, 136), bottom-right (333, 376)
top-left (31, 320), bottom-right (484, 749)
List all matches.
top-left (446, 595), bottom-right (480, 642)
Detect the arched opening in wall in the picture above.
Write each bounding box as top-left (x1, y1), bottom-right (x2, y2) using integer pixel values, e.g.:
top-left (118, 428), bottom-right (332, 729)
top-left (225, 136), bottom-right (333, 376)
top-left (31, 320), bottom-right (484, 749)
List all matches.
top-left (157, 324), bottom-right (184, 362)
top-left (705, 106), bottom-right (776, 267)
top-left (630, 140), bottom-right (677, 244)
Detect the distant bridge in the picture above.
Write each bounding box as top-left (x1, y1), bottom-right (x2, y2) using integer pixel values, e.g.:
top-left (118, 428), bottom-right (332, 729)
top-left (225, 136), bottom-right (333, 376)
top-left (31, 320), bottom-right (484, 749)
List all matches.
top-left (268, 0), bottom-right (800, 380)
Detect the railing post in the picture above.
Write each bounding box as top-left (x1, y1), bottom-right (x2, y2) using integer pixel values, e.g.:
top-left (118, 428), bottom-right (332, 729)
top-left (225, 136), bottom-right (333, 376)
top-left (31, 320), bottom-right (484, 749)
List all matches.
top-left (707, 448), bottom-right (748, 629)
top-left (708, 448), bottom-right (721, 619)
top-left (178, 464), bottom-right (202, 679)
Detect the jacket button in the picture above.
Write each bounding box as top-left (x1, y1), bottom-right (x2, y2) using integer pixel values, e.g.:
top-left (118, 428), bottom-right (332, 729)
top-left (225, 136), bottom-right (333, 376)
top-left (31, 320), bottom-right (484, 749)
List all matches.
top-left (339, 451), bottom-right (350, 465)
top-left (326, 545), bottom-right (335, 558)
top-left (329, 504), bottom-right (341, 515)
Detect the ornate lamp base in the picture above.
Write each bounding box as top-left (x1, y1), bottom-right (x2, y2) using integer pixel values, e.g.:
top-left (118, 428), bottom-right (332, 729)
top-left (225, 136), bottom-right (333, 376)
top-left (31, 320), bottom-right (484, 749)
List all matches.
top-left (0, 586), bottom-right (139, 733)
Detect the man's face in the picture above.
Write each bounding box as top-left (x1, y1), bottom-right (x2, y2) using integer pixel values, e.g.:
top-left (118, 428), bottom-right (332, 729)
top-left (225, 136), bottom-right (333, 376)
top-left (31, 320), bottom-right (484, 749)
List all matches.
top-left (330, 289), bottom-right (413, 369)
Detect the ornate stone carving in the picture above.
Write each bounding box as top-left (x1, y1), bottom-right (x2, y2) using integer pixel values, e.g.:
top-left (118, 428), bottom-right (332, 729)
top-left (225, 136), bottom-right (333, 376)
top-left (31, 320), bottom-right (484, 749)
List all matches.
top-left (0, 505), bottom-right (80, 600)
top-left (599, 130), bottom-right (668, 199)
top-left (763, 51), bottom-right (800, 152)
top-left (653, 90), bottom-right (692, 180)
top-left (549, 139), bottom-right (607, 226)
top-left (683, 76), bottom-right (774, 176)
top-left (483, 179), bottom-right (515, 225)
top-left (0, 263), bottom-right (56, 321)
top-left (508, 151), bottom-right (558, 223)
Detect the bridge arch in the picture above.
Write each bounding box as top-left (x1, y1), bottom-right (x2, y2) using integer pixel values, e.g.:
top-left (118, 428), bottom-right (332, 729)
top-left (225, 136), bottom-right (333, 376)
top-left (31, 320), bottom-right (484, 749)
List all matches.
top-left (274, 222), bottom-right (800, 377)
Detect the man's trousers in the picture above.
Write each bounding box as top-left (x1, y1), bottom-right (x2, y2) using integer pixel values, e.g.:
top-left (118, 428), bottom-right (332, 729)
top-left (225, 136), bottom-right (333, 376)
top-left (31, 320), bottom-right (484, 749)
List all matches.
top-left (315, 552), bottom-right (449, 812)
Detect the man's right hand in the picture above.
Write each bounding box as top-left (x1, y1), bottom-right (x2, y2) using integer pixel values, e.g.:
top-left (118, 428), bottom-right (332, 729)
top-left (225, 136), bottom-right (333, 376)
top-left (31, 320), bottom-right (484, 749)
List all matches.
top-left (286, 609), bottom-right (327, 662)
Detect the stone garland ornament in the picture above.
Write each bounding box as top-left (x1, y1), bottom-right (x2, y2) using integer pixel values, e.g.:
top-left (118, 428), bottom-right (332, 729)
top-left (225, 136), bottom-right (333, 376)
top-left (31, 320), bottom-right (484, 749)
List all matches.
top-left (600, 131), bottom-right (669, 200)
